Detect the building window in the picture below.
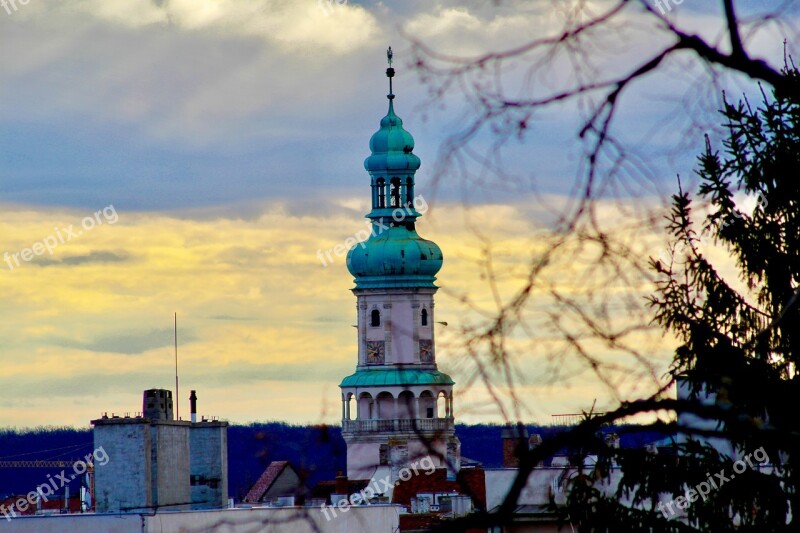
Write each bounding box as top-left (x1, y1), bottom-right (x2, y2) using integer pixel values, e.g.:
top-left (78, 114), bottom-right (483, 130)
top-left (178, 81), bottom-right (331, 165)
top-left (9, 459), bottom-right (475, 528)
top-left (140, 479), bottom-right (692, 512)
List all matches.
top-left (421, 308), bottom-right (428, 326)
top-left (406, 177), bottom-right (414, 206)
top-left (370, 309), bottom-right (381, 327)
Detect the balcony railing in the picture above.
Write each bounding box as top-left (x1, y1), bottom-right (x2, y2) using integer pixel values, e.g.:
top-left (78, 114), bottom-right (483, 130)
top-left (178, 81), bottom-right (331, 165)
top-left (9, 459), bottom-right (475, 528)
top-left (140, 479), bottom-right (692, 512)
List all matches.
top-left (342, 417), bottom-right (454, 434)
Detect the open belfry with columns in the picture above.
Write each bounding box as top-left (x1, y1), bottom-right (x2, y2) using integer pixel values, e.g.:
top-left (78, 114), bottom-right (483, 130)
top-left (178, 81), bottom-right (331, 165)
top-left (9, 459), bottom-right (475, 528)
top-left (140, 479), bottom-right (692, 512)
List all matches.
top-left (340, 48), bottom-right (460, 482)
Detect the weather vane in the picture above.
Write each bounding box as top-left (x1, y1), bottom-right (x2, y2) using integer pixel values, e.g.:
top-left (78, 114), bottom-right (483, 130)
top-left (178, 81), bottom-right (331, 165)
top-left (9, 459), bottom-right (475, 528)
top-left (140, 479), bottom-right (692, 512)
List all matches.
top-left (386, 46), bottom-right (395, 100)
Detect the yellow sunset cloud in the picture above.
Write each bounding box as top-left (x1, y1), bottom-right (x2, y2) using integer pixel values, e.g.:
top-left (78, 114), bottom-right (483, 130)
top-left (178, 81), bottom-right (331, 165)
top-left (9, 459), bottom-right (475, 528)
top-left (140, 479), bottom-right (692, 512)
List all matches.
top-left (0, 198), bottom-right (676, 428)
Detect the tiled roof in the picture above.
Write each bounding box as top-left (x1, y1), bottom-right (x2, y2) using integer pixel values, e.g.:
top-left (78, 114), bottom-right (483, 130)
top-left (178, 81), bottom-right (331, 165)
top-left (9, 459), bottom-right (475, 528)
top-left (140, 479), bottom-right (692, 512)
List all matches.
top-left (243, 460), bottom-right (289, 503)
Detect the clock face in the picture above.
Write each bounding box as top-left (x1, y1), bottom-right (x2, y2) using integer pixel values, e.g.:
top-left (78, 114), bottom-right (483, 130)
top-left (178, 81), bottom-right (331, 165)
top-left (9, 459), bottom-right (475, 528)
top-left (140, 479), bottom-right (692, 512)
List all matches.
top-left (419, 339), bottom-right (434, 363)
top-left (366, 341), bottom-right (385, 364)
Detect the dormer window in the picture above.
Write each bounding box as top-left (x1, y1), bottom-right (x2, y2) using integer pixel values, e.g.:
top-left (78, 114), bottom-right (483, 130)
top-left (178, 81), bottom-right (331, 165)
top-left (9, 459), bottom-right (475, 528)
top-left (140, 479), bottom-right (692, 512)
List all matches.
top-left (370, 309), bottom-right (381, 327)
top-left (421, 308), bottom-right (428, 326)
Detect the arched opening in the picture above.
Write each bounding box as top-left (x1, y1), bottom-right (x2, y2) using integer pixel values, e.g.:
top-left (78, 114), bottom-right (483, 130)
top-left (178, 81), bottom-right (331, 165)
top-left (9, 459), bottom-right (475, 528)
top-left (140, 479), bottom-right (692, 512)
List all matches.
top-left (370, 309), bottom-right (381, 327)
top-left (406, 177), bottom-right (414, 206)
top-left (421, 308), bottom-right (428, 326)
top-left (397, 391), bottom-right (416, 419)
top-left (358, 392), bottom-right (374, 420)
top-left (345, 393), bottom-right (355, 421)
top-left (436, 391), bottom-right (448, 418)
top-left (390, 178), bottom-right (402, 208)
top-left (419, 391), bottom-right (435, 419)
top-left (377, 392), bottom-right (395, 419)
top-left (376, 178), bottom-right (386, 208)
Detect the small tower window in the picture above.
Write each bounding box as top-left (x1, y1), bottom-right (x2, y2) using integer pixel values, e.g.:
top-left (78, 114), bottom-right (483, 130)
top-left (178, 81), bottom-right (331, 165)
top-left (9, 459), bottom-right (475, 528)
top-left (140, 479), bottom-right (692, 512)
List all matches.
top-left (376, 178), bottom-right (386, 208)
top-left (421, 308), bottom-right (428, 326)
top-left (390, 178), bottom-right (401, 208)
top-left (370, 309), bottom-right (381, 327)
top-left (406, 177), bottom-right (414, 206)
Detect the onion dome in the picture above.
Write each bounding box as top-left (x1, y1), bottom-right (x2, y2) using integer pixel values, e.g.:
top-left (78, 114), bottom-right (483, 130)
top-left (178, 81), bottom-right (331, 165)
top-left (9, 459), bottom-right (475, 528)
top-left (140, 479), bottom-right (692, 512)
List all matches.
top-left (347, 47), bottom-right (443, 290)
top-left (347, 225), bottom-right (443, 289)
top-left (364, 100), bottom-right (421, 173)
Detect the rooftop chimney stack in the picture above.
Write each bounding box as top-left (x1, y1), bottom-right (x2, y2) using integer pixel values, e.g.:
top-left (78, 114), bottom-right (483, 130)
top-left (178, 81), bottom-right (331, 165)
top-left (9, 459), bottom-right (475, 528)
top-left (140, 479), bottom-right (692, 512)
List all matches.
top-left (335, 471), bottom-right (348, 494)
top-left (143, 389), bottom-right (174, 421)
top-left (190, 390), bottom-right (197, 424)
top-left (331, 471), bottom-right (349, 505)
top-left (605, 432), bottom-right (620, 449)
top-left (501, 423), bottom-right (529, 468)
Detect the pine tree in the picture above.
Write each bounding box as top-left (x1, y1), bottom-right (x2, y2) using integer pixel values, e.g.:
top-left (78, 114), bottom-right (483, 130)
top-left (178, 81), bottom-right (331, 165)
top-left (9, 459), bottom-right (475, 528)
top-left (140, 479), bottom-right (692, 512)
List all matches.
top-left (565, 61), bottom-right (800, 531)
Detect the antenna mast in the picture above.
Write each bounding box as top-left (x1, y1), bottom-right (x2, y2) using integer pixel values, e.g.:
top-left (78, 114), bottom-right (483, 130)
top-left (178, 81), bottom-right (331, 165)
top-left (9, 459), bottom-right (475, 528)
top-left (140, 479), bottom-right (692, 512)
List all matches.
top-left (386, 46), bottom-right (394, 100)
top-left (174, 312), bottom-right (179, 420)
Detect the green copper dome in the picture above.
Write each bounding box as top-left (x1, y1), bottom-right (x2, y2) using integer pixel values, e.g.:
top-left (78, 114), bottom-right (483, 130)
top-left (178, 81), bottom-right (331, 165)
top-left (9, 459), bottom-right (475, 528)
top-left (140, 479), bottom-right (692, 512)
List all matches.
top-left (348, 50), bottom-right (442, 290)
top-left (340, 368), bottom-right (454, 388)
top-left (347, 225), bottom-right (443, 289)
top-left (364, 101), bottom-right (421, 173)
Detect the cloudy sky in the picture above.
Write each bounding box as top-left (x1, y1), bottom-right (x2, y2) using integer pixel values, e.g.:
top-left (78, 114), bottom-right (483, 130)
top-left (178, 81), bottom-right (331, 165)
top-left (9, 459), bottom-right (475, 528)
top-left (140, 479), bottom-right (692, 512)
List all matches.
top-left (0, 0), bottom-right (796, 428)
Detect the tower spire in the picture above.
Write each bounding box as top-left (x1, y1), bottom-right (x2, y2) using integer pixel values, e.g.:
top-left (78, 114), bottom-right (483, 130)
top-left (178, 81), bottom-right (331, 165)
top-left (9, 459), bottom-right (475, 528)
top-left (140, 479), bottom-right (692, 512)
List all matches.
top-left (340, 48), bottom-right (459, 482)
top-left (386, 46), bottom-right (395, 100)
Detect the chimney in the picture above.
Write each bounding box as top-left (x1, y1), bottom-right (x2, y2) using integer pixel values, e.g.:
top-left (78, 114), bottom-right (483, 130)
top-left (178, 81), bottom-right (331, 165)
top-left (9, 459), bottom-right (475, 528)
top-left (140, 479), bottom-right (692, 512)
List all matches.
top-left (335, 471), bottom-right (348, 494)
top-left (529, 433), bottom-right (544, 467)
top-left (501, 423), bottom-right (529, 468)
top-left (605, 432), bottom-right (620, 449)
top-left (331, 471), bottom-right (349, 505)
top-left (190, 390), bottom-right (197, 423)
top-left (143, 389), bottom-right (173, 420)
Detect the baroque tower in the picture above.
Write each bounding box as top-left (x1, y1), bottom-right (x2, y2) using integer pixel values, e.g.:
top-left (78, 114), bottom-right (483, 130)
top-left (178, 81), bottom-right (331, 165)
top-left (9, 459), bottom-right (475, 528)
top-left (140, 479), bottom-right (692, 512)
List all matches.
top-left (340, 48), bottom-right (460, 481)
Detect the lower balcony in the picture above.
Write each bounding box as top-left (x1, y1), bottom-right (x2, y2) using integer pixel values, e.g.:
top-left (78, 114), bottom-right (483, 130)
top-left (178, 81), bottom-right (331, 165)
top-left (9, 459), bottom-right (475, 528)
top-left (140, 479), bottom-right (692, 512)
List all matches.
top-left (342, 417), bottom-right (454, 435)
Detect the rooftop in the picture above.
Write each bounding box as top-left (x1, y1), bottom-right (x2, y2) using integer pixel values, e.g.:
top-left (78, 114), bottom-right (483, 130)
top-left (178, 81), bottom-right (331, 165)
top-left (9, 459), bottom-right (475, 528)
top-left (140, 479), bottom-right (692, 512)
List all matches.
top-left (340, 368), bottom-right (454, 388)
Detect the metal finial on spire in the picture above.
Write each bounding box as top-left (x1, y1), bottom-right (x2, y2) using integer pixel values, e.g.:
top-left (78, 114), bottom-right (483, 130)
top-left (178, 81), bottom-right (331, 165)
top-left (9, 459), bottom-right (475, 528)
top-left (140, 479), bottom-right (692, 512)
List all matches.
top-left (386, 46), bottom-right (395, 100)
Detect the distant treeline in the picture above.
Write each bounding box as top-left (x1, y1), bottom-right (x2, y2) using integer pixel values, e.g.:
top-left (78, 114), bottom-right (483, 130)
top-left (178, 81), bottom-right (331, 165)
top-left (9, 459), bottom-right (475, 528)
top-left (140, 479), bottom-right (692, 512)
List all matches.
top-left (0, 423), bottom-right (664, 500)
